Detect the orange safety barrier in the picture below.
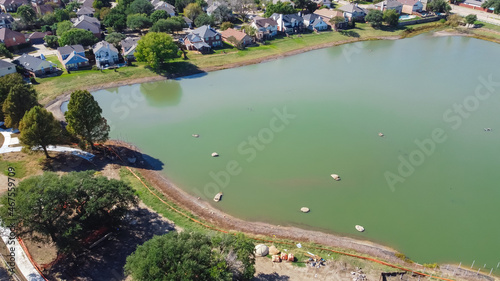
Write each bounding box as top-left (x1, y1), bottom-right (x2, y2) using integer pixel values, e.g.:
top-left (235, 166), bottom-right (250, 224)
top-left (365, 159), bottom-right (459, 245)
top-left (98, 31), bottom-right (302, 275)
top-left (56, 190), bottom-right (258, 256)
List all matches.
top-left (109, 146), bottom-right (455, 281)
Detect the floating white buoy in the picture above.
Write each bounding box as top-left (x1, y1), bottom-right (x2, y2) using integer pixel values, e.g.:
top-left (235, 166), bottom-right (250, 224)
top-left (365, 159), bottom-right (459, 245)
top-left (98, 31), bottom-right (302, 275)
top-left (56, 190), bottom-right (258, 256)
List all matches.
top-left (378, 132), bottom-right (384, 137)
top-left (211, 152), bottom-right (219, 157)
top-left (300, 207), bottom-right (310, 213)
top-left (192, 134), bottom-right (200, 138)
top-left (331, 174), bottom-right (340, 181)
top-left (355, 225), bottom-right (365, 232)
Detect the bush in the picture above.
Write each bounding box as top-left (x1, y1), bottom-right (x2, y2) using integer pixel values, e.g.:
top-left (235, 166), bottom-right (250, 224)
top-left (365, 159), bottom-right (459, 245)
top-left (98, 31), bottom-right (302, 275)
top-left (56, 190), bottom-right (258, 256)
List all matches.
top-left (439, 18), bottom-right (446, 23)
top-left (423, 263), bottom-right (438, 269)
top-left (92, 65), bottom-right (99, 70)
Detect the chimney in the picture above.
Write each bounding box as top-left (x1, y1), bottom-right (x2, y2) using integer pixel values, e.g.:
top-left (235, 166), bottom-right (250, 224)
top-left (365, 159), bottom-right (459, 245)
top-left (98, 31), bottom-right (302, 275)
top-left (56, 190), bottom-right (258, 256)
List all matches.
top-left (381, 2), bottom-right (384, 10)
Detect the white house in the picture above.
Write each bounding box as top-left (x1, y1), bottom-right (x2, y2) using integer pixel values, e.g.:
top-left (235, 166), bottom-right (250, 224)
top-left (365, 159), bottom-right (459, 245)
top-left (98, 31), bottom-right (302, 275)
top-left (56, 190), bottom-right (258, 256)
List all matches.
top-left (0, 59), bottom-right (16, 77)
top-left (338, 3), bottom-right (367, 21)
top-left (302, 13), bottom-right (329, 31)
top-left (93, 41), bottom-right (119, 68)
top-left (270, 13), bottom-right (304, 34)
top-left (375, 0), bottom-right (403, 14)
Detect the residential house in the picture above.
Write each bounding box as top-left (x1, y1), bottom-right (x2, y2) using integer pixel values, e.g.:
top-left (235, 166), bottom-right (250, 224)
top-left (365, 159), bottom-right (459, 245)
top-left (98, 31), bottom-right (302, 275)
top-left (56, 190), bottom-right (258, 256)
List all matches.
top-left (73, 15), bottom-right (101, 37)
top-left (14, 53), bottom-right (57, 76)
top-left (206, 1), bottom-right (220, 15)
top-left (33, 4), bottom-right (54, 15)
top-left (93, 41), bottom-right (119, 68)
top-left (220, 28), bottom-right (253, 47)
top-left (57, 44), bottom-right (89, 70)
top-left (78, 0), bottom-right (94, 8)
top-left (183, 25), bottom-right (222, 52)
top-left (0, 28), bottom-right (27, 48)
top-left (251, 17), bottom-right (278, 40)
top-left (0, 0), bottom-right (28, 12)
top-left (25, 31), bottom-right (51, 44)
top-left (375, 0), bottom-right (403, 14)
top-left (183, 16), bottom-right (193, 28)
top-left (0, 13), bottom-right (13, 29)
top-left (76, 6), bottom-right (95, 17)
top-left (120, 37), bottom-right (138, 61)
top-left (270, 13), bottom-right (304, 34)
top-left (313, 9), bottom-right (348, 29)
top-left (397, 0), bottom-right (423, 13)
top-left (337, 3), bottom-right (367, 21)
top-left (302, 13), bottom-right (329, 31)
top-left (151, 0), bottom-right (175, 16)
top-left (0, 59), bottom-right (16, 77)
top-left (312, 0), bottom-right (332, 8)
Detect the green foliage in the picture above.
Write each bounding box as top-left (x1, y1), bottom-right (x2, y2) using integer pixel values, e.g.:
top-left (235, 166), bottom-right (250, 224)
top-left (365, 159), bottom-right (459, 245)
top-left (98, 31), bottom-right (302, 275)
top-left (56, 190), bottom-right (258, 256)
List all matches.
top-left (330, 16), bottom-right (346, 30)
top-left (56, 20), bottom-right (73, 36)
top-left (150, 9), bottom-right (170, 24)
top-left (383, 9), bottom-right (399, 27)
top-left (19, 106), bottom-right (61, 158)
top-left (220, 21), bottom-right (234, 31)
top-left (241, 24), bottom-right (256, 37)
top-left (124, 232), bottom-right (255, 281)
top-left (365, 9), bottom-right (383, 27)
top-left (0, 73), bottom-right (24, 120)
top-left (212, 4), bottom-right (233, 24)
top-left (482, 0), bottom-right (500, 14)
top-left (423, 263), bottom-right (438, 268)
top-left (0, 43), bottom-right (13, 59)
top-left (59, 29), bottom-right (99, 46)
top-left (446, 14), bottom-right (462, 27)
top-left (175, 0), bottom-right (195, 14)
top-left (194, 13), bottom-right (214, 27)
top-left (195, 0), bottom-right (208, 8)
top-left (128, 0), bottom-right (155, 15)
top-left (135, 32), bottom-right (179, 71)
top-left (41, 12), bottom-right (57, 26)
top-left (465, 14), bottom-right (477, 25)
top-left (105, 32), bottom-right (126, 47)
top-left (44, 35), bottom-right (59, 48)
top-left (427, 0), bottom-right (451, 13)
top-left (93, 0), bottom-right (111, 9)
top-left (98, 7), bottom-right (111, 20)
top-left (64, 90), bottom-right (110, 149)
top-left (2, 84), bottom-right (39, 129)
top-left (65, 1), bottom-right (81, 12)
top-left (184, 2), bottom-right (203, 20)
top-left (103, 12), bottom-right (127, 31)
top-left (17, 5), bottom-right (37, 25)
top-left (395, 253), bottom-right (414, 263)
top-left (0, 171), bottom-right (138, 252)
top-left (55, 8), bottom-right (71, 22)
top-left (127, 13), bottom-right (152, 30)
top-left (264, 1), bottom-right (296, 18)
top-left (151, 18), bottom-right (182, 33)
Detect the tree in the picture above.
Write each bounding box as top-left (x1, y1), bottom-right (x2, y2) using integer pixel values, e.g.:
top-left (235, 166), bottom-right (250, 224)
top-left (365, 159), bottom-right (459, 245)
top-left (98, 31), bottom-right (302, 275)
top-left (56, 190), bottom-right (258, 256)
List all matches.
top-left (175, 0), bottom-right (194, 14)
top-left (59, 29), bottom-right (99, 46)
top-left (103, 13), bottom-right (128, 31)
top-left (105, 32), bottom-right (126, 47)
top-left (0, 43), bottom-right (13, 59)
top-left (128, 0), bottom-right (155, 15)
top-left (220, 21), bottom-right (234, 30)
top-left (263, 1), bottom-right (296, 18)
top-left (56, 20), bottom-right (73, 36)
top-left (127, 13), bottom-right (152, 30)
top-left (2, 84), bottom-right (39, 129)
top-left (194, 13), bottom-right (214, 27)
top-left (19, 106), bottom-right (61, 158)
top-left (93, 0), bottom-right (111, 9)
top-left (135, 32), bottom-right (179, 71)
top-left (465, 14), bottom-right (477, 26)
top-left (229, 0), bottom-right (254, 22)
top-left (17, 5), bottom-right (37, 26)
top-left (171, 15), bottom-right (188, 28)
top-left (124, 232), bottom-right (255, 281)
top-left (330, 16), bottom-right (346, 30)
top-left (150, 9), bottom-right (170, 23)
top-left (365, 9), bottom-right (383, 27)
top-left (151, 18), bottom-right (182, 33)
top-left (55, 8), bottom-right (71, 22)
top-left (98, 7), bottom-right (111, 20)
top-left (427, 0), bottom-right (451, 13)
top-left (0, 171), bottom-right (137, 252)
top-left (65, 1), bottom-right (81, 12)
top-left (446, 14), bottom-right (462, 26)
top-left (241, 23), bottom-right (256, 37)
top-left (383, 9), bottom-right (399, 27)
top-left (184, 2), bottom-right (203, 20)
top-left (65, 90), bottom-right (110, 149)
top-left (42, 12), bottom-right (58, 26)
top-left (482, 0), bottom-right (500, 14)
top-left (212, 5), bottom-right (233, 24)
top-left (44, 35), bottom-right (59, 48)
top-left (0, 73), bottom-right (24, 120)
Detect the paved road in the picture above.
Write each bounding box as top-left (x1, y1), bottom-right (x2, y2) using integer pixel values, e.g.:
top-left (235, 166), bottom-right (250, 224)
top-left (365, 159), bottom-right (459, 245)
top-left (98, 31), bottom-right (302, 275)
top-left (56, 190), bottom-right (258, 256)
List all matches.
top-left (450, 4), bottom-right (500, 26)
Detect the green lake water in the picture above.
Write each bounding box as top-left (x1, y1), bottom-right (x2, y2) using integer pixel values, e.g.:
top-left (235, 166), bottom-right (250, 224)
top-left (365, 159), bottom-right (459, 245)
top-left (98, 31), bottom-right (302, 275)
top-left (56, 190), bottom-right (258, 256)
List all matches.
top-left (84, 35), bottom-right (500, 270)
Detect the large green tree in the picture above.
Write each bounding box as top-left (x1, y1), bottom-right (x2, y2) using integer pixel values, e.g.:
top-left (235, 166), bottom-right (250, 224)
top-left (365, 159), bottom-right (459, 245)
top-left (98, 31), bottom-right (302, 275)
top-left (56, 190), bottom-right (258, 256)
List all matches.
top-left (44, 35), bottom-right (59, 48)
top-left (482, 0), bottom-right (500, 14)
top-left (427, 0), bottom-right (451, 13)
top-left (0, 73), bottom-right (24, 120)
top-left (128, 0), bottom-right (155, 15)
top-left (56, 20), bottom-right (73, 36)
top-left (212, 4), bottom-right (233, 24)
top-left (2, 84), bottom-right (39, 129)
top-left (194, 13), bottom-right (214, 27)
top-left (383, 9), bottom-right (399, 27)
top-left (125, 232), bottom-right (255, 281)
top-left (150, 9), bottom-right (170, 24)
top-left (55, 8), bottom-right (71, 22)
top-left (105, 32), bottom-right (126, 47)
top-left (59, 29), bottom-right (99, 47)
top-left (135, 32), bottom-right (179, 72)
top-left (17, 5), bottom-right (37, 26)
top-left (151, 18), bottom-right (182, 33)
top-left (127, 13), bottom-right (152, 30)
top-left (0, 171), bottom-right (138, 252)
top-left (103, 12), bottom-right (128, 31)
top-left (184, 2), bottom-right (203, 20)
top-left (19, 106), bottom-right (61, 158)
top-left (0, 43), bottom-right (13, 59)
top-left (365, 9), bottom-right (383, 27)
top-left (264, 1), bottom-right (296, 18)
top-left (65, 90), bottom-right (110, 149)
top-left (465, 14), bottom-right (477, 26)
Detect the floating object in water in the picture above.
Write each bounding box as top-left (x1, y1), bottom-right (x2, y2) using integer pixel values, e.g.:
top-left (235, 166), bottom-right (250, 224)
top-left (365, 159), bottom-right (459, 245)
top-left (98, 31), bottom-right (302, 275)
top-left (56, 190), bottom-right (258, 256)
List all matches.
top-left (192, 134), bottom-right (200, 138)
top-left (211, 152), bottom-right (219, 157)
top-left (331, 174), bottom-right (341, 181)
top-left (355, 225), bottom-right (365, 232)
top-left (484, 128), bottom-right (492, 132)
top-left (214, 192), bottom-right (223, 202)
top-left (378, 132), bottom-right (384, 137)
top-left (300, 207), bottom-right (310, 213)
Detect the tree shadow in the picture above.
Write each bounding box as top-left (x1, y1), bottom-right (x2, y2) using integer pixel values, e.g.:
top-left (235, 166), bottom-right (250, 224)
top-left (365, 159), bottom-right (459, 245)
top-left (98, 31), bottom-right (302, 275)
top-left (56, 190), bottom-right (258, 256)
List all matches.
top-left (155, 61), bottom-right (207, 79)
top-left (253, 272), bottom-right (291, 281)
top-left (48, 207), bottom-right (176, 280)
top-left (340, 30), bottom-right (360, 37)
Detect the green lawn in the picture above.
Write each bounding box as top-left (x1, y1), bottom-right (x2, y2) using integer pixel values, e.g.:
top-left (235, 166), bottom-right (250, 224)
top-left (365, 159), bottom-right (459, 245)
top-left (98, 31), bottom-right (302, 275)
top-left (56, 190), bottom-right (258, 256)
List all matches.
top-left (476, 21), bottom-right (500, 33)
top-left (0, 158), bottom-right (27, 178)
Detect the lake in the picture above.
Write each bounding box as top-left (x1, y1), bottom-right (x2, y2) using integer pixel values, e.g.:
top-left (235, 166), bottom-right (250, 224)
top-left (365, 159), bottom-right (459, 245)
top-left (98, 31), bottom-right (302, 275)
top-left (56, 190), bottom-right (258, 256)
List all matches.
top-left (77, 34), bottom-right (500, 271)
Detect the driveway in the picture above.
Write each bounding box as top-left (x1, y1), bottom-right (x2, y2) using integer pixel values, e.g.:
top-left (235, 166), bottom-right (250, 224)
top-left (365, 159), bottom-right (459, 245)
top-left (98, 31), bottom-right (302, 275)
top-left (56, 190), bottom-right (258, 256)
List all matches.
top-left (10, 43), bottom-right (58, 61)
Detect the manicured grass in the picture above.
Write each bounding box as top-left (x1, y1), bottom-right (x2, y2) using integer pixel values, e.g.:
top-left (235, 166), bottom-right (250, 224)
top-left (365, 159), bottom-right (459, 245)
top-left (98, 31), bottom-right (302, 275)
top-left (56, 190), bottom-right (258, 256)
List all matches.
top-left (44, 55), bottom-right (67, 74)
top-left (472, 29), bottom-right (500, 41)
top-left (0, 157), bottom-right (27, 178)
top-left (476, 21), bottom-right (500, 33)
